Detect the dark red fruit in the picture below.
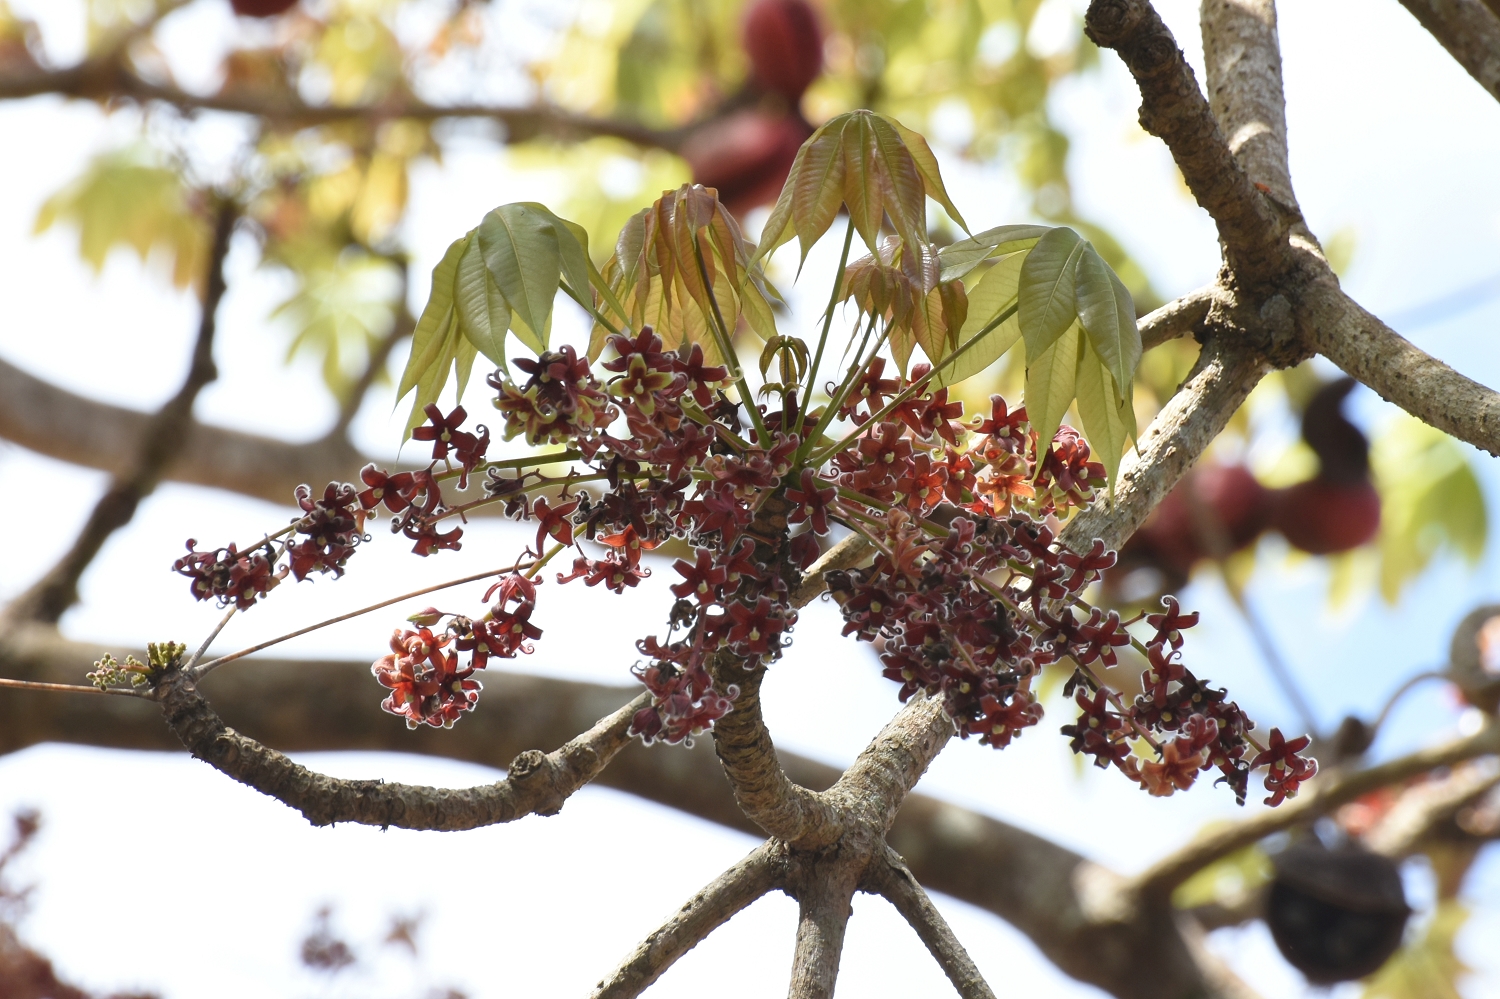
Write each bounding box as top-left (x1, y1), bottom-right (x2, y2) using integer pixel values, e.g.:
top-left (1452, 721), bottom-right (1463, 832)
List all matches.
top-left (681, 110), bottom-right (813, 215)
top-left (743, 0), bottom-right (824, 101)
top-left (1122, 463), bottom-right (1272, 581)
top-left (1271, 479), bottom-right (1380, 555)
top-left (1267, 841), bottom-right (1409, 984)
top-left (231, 0), bottom-right (298, 17)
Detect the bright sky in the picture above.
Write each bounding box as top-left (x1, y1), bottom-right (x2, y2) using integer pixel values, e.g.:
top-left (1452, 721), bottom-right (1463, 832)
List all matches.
top-left (1, 0), bottom-right (1499, 997)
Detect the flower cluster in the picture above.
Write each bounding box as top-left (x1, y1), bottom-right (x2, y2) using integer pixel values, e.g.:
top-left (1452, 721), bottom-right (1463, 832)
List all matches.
top-left (173, 540), bottom-right (284, 610)
top-left (368, 573), bottom-right (543, 728)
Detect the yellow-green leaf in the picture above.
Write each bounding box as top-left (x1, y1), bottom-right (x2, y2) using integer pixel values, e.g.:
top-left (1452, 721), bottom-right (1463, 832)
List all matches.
top-left (939, 224), bottom-right (1051, 282)
top-left (478, 203), bottom-right (564, 353)
top-left (1019, 226), bottom-right (1085, 360)
top-left (1025, 320), bottom-right (1081, 449)
top-left (398, 234), bottom-right (467, 400)
top-left (888, 116), bottom-right (967, 233)
top-left (1074, 243), bottom-right (1140, 404)
top-left (790, 121), bottom-right (847, 268)
top-left (1074, 338), bottom-right (1137, 490)
top-left (453, 232), bottom-right (510, 368)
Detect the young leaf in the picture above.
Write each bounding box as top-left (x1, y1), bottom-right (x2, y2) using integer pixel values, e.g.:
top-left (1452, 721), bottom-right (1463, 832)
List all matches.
top-left (936, 250), bottom-right (1025, 387)
top-left (866, 113), bottom-right (928, 250)
top-left (478, 203), bottom-right (563, 353)
top-left (887, 117), bottom-right (968, 233)
top-left (404, 311), bottom-right (462, 437)
top-left (938, 224), bottom-right (1051, 282)
top-left (1024, 320), bottom-right (1081, 451)
top-left (397, 233), bottom-right (466, 401)
top-left (1074, 243), bottom-right (1141, 404)
top-left (1019, 226), bottom-right (1085, 360)
top-left (790, 121), bottom-right (847, 267)
top-left (1074, 338), bottom-right (1137, 490)
top-left (453, 232), bottom-right (509, 368)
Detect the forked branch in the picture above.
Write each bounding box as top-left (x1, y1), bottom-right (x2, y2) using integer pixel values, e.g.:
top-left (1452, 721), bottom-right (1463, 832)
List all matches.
top-left (590, 841), bottom-right (787, 999)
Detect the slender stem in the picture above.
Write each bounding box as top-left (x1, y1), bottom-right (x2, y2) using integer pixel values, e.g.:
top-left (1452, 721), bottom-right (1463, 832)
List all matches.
top-left (690, 238), bottom-right (771, 446)
top-left (0, 677), bottom-right (142, 698)
top-left (797, 316), bottom-right (885, 462)
top-left (1367, 670), bottom-right (1451, 742)
top-left (182, 606), bottom-right (237, 672)
top-left (810, 301), bottom-right (1018, 466)
top-left (192, 560), bottom-right (533, 678)
top-left (561, 280), bottom-right (621, 339)
top-left (431, 449), bottom-right (582, 484)
top-left (525, 542), bottom-right (566, 579)
top-left (796, 222), bottom-right (857, 440)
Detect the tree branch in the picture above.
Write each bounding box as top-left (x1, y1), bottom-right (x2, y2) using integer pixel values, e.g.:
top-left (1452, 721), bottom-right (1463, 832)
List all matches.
top-left (785, 856), bottom-right (857, 999)
top-left (152, 661), bottom-right (649, 830)
top-left (1084, 0), bottom-right (1289, 285)
top-left (1138, 285), bottom-right (1215, 350)
top-left (1200, 0), bottom-right (1298, 207)
top-left (1397, 0), bottom-right (1500, 104)
top-left (1132, 719), bottom-right (1500, 898)
top-left (590, 840), bottom-right (786, 999)
top-left (863, 846), bottom-right (996, 999)
top-left (0, 61), bottom-right (683, 151)
top-left (3, 198), bottom-right (238, 626)
top-left (1298, 278), bottom-right (1500, 456)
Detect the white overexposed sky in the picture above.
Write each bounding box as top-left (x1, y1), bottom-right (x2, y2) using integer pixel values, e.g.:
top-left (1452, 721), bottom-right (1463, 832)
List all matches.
top-left (1, 0), bottom-right (1499, 996)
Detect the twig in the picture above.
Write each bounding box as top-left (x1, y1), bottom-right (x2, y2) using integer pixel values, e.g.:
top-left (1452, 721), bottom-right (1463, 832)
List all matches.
top-left (192, 561), bottom-right (532, 678)
top-left (590, 841), bottom-right (786, 999)
top-left (0, 677), bottom-right (141, 698)
top-left (1367, 670), bottom-right (1451, 742)
top-left (1396, 0), bottom-right (1500, 105)
top-left (1226, 587), bottom-right (1320, 739)
top-left (182, 606), bottom-right (237, 673)
top-left (1138, 286), bottom-right (1215, 350)
top-left (865, 846), bottom-right (996, 999)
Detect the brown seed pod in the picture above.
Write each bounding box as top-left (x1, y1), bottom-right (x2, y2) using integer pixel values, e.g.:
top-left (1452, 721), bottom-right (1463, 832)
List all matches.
top-left (1267, 840), bottom-right (1410, 983)
top-left (742, 0), bottom-right (824, 101)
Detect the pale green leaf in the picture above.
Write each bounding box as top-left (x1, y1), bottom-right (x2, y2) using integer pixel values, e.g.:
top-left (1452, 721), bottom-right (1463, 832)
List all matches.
top-left (1074, 243), bottom-right (1141, 403)
top-left (453, 231), bottom-right (509, 368)
top-left (397, 234), bottom-right (466, 400)
top-left (1074, 338), bottom-right (1137, 490)
top-left (841, 113), bottom-right (885, 252)
top-left (937, 250), bottom-right (1025, 387)
top-left (404, 312), bottom-right (461, 437)
top-left (478, 203), bottom-right (563, 352)
top-left (887, 116), bottom-right (968, 232)
top-left (1025, 320), bottom-right (1081, 449)
top-left (938, 224), bottom-right (1051, 282)
top-left (867, 113), bottom-right (928, 249)
top-left (1019, 226), bottom-right (1085, 360)
top-left (790, 121), bottom-right (847, 267)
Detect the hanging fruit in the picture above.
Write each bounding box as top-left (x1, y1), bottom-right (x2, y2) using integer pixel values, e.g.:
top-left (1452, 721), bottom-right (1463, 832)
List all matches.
top-left (1266, 839), bottom-right (1410, 983)
top-left (1113, 462), bottom-right (1271, 592)
top-left (680, 110), bottom-right (813, 217)
top-left (742, 0), bottom-right (824, 102)
top-left (1270, 376), bottom-right (1381, 555)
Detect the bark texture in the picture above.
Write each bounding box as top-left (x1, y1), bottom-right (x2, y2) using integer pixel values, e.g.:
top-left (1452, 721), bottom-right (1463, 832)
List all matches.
top-left (1398, 0), bottom-right (1500, 103)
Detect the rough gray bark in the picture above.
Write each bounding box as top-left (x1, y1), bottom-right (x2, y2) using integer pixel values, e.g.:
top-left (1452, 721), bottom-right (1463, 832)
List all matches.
top-left (864, 847), bottom-right (997, 999)
top-left (1398, 0), bottom-right (1500, 104)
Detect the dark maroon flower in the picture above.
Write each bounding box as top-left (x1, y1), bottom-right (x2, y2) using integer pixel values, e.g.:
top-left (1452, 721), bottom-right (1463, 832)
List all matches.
top-left (530, 495), bottom-right (579, 553)
top-left (671, 548), bottom-right (729, 602)
top-left (1250, 728), bottom-right (1318, 806)
top-left (357, 464), bottom-right (417, 513)
top-left (370, 627), bottom-right (482, 729)
top-left (785, 468), bottom-right (837, 535)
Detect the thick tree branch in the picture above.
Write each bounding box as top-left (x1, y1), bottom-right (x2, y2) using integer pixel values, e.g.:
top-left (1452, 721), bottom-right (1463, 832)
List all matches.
top-left (1397, 0), bottom-right (1500, 104)
top-left (785, 855), bottom-right (857, 999)
top-left (864, 846), bottom-right (996, 999)
top-left (3, 199), bottom-right (238, 625)
top-left (1200, 0), bottom-right (1298, 207)
top-left (0, 61), bottom-right (682, 150)
top-left (1132, 719), bottom-right (1500, 898)
top-left (591, 840), bottom-right (786, 999)
top-left (829, 695), bottom-right (955, 834)
top-left (1298, 279), bottom-right (1500, 456)
top-left (1084, 0), bottom-right (1289, 285)
top-left (153, 661), bottom-right (649, 830)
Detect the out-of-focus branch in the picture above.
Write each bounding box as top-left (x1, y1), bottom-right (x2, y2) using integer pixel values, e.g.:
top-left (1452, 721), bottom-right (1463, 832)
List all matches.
top-left (590, 841), bottom-right (786, 999)
top-left (3, 199), bottom-right (238, 626)
top-left (864, 846), bottom-right (996, 999)
top-left (1364, 762), bottom-right (1500, 856)
top-left (0, 61), bottom-right (683, 151)
top-left (154, 662), bottom-right (649, 830)
top-left (328, 258), bottom-right (414, 440)
top-left (1397, 0), bottom-right (1500, 104)
top-left (1083, 0), bottom-right (1289, 285)
top-left (0, 354), bottom-right (366, 506)
top-left (1132, 720), bottom-right (1500, 898)
top-left (1299, 279), bottom-right (1500, 456)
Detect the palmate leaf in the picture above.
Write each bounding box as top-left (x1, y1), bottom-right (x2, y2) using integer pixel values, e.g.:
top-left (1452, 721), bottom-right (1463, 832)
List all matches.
top-left (454, 233), bottom-right (510, 368)
top-left (397, 232), bottom-right (467, 436)
top-left (477, 203), bottom-right (565, 353)
top-left (938, 224), bottom-right (1051, 283)
top-left (756, 110), bottom-right (968, 265)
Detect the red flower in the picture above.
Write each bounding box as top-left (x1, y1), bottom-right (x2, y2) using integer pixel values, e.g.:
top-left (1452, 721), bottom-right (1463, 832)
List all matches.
top-left (673, 342), bottom-right (730, 409)
top-left (671, 548), bottom-right (729, 602)
top-left (531, 495), bottom-right (579, 553)
top-left (370, 627), bottom-right (482, 729)
top-left (1138, 740), bottom-right (1204, 797)
top-left (1249, 728), bottom-right (1318, 806)
top-left (785, 469), bottom-right (836, 535)
top-left (556, 552), bottom-right (650, 593)
top-left (357, 464), bottom-right (416, 513)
